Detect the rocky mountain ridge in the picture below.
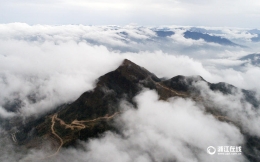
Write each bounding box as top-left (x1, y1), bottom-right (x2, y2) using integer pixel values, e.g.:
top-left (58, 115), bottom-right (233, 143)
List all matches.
top-left (6, 59), bottom-right (260, 161)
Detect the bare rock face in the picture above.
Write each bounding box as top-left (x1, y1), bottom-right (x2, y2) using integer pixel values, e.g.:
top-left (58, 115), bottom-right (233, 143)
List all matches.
top-left (8, 59), bottom-right (260, 161)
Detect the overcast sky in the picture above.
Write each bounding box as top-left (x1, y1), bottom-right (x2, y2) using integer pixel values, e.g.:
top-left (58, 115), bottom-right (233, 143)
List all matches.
top-left (1, 0), bottom-right (260, 28)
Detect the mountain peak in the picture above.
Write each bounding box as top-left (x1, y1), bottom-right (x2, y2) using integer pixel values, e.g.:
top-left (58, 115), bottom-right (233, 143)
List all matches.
top-left (121, 59), bottom-right (134, 66)
top-left (115, 59), bottom-right (160, 83)
top-left (118, 59), bottom-right (144, 72)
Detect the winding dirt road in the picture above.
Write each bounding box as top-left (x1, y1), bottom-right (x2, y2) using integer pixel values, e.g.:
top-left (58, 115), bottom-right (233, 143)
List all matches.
top-left (45, 114), bottom-right (64, 158)
top-left (214, 115), bottom-right (232, 122)
top-left (155, 82), bottom-right (188, 97)
top-left (45, 112), bottom-right (119, 158)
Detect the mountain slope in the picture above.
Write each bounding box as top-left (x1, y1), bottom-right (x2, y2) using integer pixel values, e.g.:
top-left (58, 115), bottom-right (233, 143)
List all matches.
top-left (9, 59), bottom-right (260, 161)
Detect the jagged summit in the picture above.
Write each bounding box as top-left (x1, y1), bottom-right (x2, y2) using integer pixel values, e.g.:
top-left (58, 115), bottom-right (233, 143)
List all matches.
top-left (120, 58), bottom-right (134, 66)
top-left (116, 59), bottom-right (160, 83)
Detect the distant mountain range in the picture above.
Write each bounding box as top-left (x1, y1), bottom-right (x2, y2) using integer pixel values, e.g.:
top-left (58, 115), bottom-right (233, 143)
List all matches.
top-left (240, 53), bottom-right (260, 66)
top-left (184, 31), bottom-right (241, 46)
top-left (3, 59), bottom-right (260, 161)
top-left (154, 30), bottom-right (175, 37)
top-left (153, 29), bottom-right (242, 47)
top-left (153, 27), bottom-right (260, 46)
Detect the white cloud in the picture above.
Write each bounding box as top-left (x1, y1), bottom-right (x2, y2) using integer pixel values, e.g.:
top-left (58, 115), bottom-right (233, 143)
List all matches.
top-left (13, 90), bottom-right (246, 162)
top-left (0, 39), bottom-right (123, 116)
top-left (205, 59), bottom-right (245, 67)
top-left (0, 106), bottom-right (15, 118)
top-left (0, 24), bottom-right (260, 117)
top-left (0, 24), bottom-right (259, 162)
top-left (221, 29), bottom-right (257, 40)
top-left (194, 81), bottom-right (260, 137)
top-left (53, 90), bottom-right (245, 162)
top-left (170, 29), bottom-right (206, 46)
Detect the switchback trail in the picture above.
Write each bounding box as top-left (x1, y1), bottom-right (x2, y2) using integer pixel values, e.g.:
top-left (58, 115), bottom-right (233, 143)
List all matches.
top-left (45, 114), bottom-right (64, 158)
top-left (45, 112), bottom-right (119, 158)
top-left (214, 115), bottom-right (232, 122)
top-left (155, 82), bottom-right (188, 97)
top-left (147, 76), bottom-right (188, 97)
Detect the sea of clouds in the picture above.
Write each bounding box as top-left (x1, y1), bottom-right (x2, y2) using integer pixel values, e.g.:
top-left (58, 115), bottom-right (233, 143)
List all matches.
top-left (0, 23), bottom-right (260, 162)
